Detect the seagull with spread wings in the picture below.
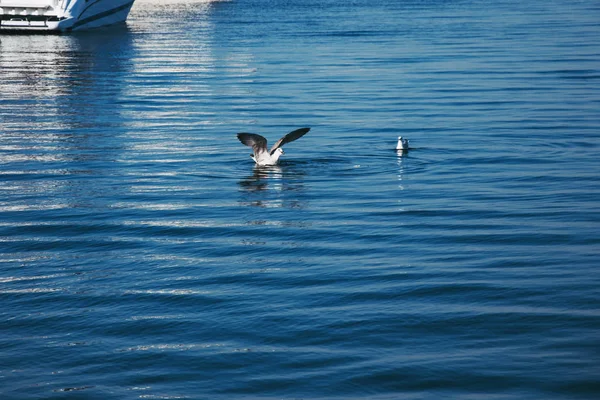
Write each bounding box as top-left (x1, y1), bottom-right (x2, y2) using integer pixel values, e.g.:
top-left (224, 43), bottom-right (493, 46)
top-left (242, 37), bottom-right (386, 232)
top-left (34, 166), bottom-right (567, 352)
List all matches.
top-left (237, 127), bottom-right (310, 166)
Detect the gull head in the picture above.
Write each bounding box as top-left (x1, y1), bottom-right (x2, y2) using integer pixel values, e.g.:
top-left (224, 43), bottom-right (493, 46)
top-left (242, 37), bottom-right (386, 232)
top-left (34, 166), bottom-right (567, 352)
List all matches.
top-left (271, 147), bottom-right (285, 162)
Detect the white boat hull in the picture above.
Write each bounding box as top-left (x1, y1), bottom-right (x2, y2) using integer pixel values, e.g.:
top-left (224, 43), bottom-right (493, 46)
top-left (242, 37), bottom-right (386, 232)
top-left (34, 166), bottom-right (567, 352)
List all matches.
top-left (0, 0), bottom-right (135, 32)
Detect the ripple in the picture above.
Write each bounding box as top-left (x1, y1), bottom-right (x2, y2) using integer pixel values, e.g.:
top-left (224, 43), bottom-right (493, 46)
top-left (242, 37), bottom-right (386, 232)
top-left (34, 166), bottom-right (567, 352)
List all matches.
top-left (123, 289), bottom-right (211, 296)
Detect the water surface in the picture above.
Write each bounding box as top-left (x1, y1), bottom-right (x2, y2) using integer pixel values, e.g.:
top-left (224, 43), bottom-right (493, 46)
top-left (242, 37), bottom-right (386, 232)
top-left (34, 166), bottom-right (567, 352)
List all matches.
top-left (1, 0), bottom-right (599, 398)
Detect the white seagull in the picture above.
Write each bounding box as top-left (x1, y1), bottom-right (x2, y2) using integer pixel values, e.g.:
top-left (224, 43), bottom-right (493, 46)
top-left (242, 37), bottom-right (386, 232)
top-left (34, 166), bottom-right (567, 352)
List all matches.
top-left (396, 136), bottom-right (410, 151)
top-left (237, 127), bottom-right (310, 166)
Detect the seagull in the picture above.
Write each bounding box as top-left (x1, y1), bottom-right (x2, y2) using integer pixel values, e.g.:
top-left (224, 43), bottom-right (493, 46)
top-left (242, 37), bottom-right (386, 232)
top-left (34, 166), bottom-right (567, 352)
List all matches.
top-left (237, 127), bottom-right (310, 166)
top-left (396, 136), bottom-right (410, 151)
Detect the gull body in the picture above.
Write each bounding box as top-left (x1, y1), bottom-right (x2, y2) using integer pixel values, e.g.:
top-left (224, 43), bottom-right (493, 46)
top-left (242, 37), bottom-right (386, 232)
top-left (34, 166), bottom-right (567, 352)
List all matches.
top-left (396, 136), bottom-right (410, 151)
top-left (237, 127), bottom-right (310, 166)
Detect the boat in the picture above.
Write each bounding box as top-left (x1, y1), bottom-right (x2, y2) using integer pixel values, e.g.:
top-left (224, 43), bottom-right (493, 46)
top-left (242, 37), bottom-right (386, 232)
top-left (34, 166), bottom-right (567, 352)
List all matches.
top-left (0, 0), bottom-right (135, 32)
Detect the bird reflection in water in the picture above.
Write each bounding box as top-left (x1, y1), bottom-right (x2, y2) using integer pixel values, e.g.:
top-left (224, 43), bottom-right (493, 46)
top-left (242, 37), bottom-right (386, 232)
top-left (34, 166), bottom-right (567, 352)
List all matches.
top-left (239, 165), bottom-right (283, 193)
top-left (396, 151), bottom-right (406, 191)
top-left (238, 164), bottom-right (307, 209)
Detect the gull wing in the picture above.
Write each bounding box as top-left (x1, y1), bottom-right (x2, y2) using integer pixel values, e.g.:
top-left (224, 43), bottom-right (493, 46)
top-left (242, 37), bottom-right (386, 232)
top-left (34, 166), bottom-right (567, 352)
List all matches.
top-left (237, 133), bottom-right (269, 157)
top-left (269, 127), bottom-right (310, 155)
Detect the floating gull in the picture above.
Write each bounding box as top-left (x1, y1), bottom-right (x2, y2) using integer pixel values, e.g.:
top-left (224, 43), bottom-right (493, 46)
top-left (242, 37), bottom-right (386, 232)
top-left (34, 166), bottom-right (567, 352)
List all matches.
top-left (396, 136), bottom-right (410, 151)
top-left (237, 127), bottom-right (310, 166)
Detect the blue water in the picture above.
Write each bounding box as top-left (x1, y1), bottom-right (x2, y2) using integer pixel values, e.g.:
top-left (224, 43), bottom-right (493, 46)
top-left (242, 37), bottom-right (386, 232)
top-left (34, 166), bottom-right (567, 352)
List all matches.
top-left (1, 0), bottom-right (600, 398)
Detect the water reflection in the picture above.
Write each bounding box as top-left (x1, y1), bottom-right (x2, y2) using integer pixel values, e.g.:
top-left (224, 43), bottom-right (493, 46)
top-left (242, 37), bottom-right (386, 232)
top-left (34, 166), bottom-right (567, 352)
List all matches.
top-left (0, 27), bottom-right (135, 123)
top-left (238, 165), bottom-right (307, 209)
top-left (396, 150), bottom-right (407, 191)
top-left (0, 28), bottom-right (135, 211)
top-left (238, 165), bottom-right (284, 193)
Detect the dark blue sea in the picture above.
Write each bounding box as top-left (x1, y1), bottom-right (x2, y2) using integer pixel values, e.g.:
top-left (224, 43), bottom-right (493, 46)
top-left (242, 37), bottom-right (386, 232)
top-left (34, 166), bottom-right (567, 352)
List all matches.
top-left (1, 0), bottom-right (599, 398)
